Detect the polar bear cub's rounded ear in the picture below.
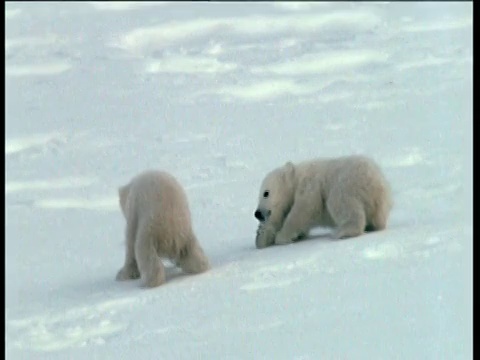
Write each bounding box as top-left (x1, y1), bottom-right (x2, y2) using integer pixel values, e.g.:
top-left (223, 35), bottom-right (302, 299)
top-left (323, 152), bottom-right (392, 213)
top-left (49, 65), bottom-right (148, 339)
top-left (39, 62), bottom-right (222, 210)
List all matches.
top-left (283, 161), bottom-right (295, 181)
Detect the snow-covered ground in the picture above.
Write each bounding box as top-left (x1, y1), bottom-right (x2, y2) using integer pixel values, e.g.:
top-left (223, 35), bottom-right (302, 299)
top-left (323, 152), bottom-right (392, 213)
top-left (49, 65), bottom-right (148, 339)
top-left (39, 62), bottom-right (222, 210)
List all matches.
top-left (5, 2), bottom-right (473, 359)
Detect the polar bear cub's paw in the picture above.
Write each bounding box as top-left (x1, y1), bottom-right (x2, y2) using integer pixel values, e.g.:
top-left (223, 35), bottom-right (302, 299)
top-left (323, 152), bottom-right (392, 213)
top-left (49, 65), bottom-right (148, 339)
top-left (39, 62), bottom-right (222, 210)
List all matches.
top-left (255, 224), bottom-right (276, 249)
top-left (116, 264), bottom-right (141, 281)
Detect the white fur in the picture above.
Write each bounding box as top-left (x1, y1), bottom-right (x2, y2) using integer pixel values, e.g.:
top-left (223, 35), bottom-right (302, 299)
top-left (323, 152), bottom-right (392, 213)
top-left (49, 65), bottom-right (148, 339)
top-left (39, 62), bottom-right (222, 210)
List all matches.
top-left (116, 170), bottom-right (210, 287)
top-left (254, 155), bottom-right (393, 248)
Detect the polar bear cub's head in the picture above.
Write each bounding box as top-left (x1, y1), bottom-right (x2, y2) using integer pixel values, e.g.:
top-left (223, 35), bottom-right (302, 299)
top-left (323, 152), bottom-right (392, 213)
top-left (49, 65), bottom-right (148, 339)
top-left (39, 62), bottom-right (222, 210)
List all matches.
top-left (254, 161), bottom-right (296, 224)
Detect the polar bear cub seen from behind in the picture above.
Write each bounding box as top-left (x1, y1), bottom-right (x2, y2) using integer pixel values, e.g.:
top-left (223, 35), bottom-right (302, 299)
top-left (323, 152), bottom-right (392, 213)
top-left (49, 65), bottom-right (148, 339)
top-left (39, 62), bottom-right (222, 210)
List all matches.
top-left (116, 170), bottom-right (210, 288)
top-left (254, 155), bottom-right (393, 249)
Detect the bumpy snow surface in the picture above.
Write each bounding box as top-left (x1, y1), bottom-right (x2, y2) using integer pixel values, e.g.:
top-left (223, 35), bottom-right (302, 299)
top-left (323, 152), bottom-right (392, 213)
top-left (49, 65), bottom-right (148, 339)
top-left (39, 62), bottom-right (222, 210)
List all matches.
top-left (6, 2), bottom-right (472, 359)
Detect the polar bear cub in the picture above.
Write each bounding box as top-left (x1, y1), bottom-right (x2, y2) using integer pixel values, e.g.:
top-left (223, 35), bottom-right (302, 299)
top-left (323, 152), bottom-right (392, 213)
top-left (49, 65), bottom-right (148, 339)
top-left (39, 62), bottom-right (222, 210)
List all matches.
top-left (254, 155), bottom-right (392, 249)
top-left (116, 170), bottom-right (210, 287)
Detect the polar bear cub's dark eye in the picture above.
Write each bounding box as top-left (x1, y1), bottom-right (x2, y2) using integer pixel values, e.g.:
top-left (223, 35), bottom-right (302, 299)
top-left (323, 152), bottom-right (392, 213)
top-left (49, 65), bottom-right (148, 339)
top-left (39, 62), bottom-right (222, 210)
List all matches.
top-left (263, 190), bottom-right (269, 198)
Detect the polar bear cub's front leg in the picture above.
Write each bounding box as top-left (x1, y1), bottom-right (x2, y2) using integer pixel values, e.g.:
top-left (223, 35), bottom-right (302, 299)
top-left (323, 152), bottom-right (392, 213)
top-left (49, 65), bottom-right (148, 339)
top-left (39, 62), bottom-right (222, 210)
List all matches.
top-left (275, 179), bottom-right (318, 245)
top-left (275, 197), bottom-right (315, 245)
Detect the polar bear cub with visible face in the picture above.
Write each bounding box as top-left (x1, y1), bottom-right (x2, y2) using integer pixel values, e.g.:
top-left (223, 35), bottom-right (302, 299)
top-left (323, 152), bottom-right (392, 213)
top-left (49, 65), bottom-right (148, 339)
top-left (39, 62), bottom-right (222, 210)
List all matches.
top-left (254, 155), bottom-right (392, 249)
top-left (116, 170), bottom-right (210, 288)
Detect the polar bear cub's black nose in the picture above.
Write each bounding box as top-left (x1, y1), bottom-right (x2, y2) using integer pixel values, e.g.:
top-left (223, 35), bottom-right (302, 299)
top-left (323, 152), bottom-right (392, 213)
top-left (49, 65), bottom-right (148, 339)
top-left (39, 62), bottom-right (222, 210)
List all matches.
top-left (254, 210), bottom-right (264, 221)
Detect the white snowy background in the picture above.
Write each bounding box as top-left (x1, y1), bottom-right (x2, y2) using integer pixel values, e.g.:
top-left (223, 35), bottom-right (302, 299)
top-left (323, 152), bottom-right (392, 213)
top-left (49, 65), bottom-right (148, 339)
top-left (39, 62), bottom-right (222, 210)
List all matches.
top-left (5, 2), bottom-right (473, 359)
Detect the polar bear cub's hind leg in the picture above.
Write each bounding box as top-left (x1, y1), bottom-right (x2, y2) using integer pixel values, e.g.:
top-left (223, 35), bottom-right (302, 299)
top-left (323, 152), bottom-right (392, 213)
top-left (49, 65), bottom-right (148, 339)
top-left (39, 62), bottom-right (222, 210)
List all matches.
top-left (135, 223), bottom-right (166, 288)
top-left (176, 237), bottom-right (210, 274)
top-left (328, 195), bottom-right (367, 240)
top-left (364, 184), bottom-right (392, 233)
top-left (116, 215), bottom-right (141, 281)
top-left (370, 195), bottom-right (391, 232)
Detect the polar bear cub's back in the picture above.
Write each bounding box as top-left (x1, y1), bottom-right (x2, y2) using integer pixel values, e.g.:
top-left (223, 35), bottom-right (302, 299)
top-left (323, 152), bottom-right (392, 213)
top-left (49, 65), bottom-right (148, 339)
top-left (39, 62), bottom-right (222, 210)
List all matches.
top-left (120, 170), bottom-right (193, 236)
top-left (297, 155), bottom-right (391, 205)
top-left (297, 155), bottom-right (392, 230)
